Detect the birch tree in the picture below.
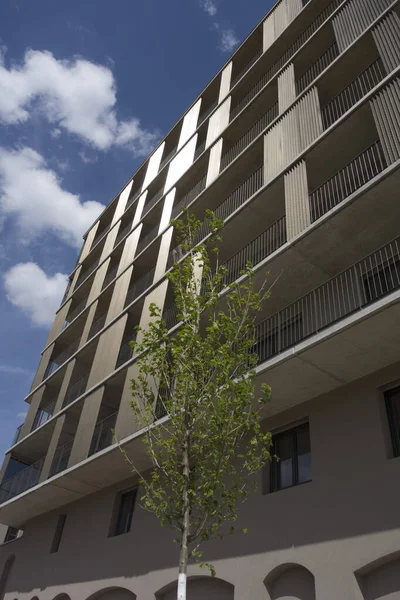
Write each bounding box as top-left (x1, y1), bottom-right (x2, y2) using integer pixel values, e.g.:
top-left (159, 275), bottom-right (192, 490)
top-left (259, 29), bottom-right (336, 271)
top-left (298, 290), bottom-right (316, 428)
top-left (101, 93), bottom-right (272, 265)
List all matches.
top-left (125, 210), bottom-right (272, 600)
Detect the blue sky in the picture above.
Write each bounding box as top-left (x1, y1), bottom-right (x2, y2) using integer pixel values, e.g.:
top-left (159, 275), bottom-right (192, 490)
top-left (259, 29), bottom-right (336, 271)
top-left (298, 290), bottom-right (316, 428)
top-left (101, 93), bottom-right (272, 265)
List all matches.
top-left (0, 0), bottom-right (273, 458)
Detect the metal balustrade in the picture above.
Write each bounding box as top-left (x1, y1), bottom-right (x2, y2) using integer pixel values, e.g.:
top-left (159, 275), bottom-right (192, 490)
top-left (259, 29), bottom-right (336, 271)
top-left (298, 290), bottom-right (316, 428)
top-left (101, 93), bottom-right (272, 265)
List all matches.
top-left (89, 311), bottom-right (107, 339)
top-left (172, 175), bottom-right (207, 219)
top-left (91, 224), bottom-right (110, 249)
top-left (296, 42), bottom-right (339, 94)
top-left (76, 258), bottom-right (99, 288)
top-left (63, 372), bottom-right (89, 407)
top-left (198, 100), bottom-right (218, 126)
top-left (142, 188), bottom-right (164, 217)
top-left (136, 225), bottom-right (159, 255)
top-left (231, 48), bottom-right (263, 89)
top-left (43, 337), bottom-right (80, 380)
top-left (126, 188), bottom-right (142, 210)
top-left (163, 303), bottom-right (179, 330)
top-left (254, 236), bottom-right (400, 364)
top-left (155, 389), bottom-right (169, 420)
top-left (32, 399), bottom-right (56, 431)
top-left (116, 334), bottom-right (137, 368)
top-left (66, 298), bottom-right (87, 325)
top-left (220, 102), bottom-right (278, 171)
top-left (50, 439), bottom-right (74, 477)
top-left (89, 412), bottom-right (117, 456)
top-left (12, 425), bottom-right (23, 446)
top-left (159, 146), bottom-right (178, 171)
top-left (102, 264), bottom-right (119, 290)
top-left (321, 59), bottom-right (386, 129)
top-left (309, 141), bottom-right (387, 223)
top-left (61, 280), bottom-right (72, 305)
top-left (230, 0), bottom-right (341, 120)
top-left (125, 267), bottom-right (156, 307)
top-left (114, 222), bottom-right (132, 247)
top-left (0, 458), bottom-right (44, 503)
top-left (194, 140), bottom-right (206, 161)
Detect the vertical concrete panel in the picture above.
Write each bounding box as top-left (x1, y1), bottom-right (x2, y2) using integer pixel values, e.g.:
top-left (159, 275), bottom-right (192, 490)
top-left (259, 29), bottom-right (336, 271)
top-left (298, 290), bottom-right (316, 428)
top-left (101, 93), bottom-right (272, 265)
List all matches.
top-left (138, 279), bottom-right (169, 339)
top-left (372, 12), bottom-right (400, 73)
top-left (282, 107), bottom-right (301, 165)
top-left (133, 191), bottom-right (147, 227)
top-left (264, 121), bottom-right (285, 182)
top-left (30, 344), bottom-right (55, 391)
top-left (20, 388), bottom-right (46, 438)
top-left (87, 316), bottom-right (127, 388)
top-left (79, 222), bottom-right (99, 263)
top-left (154, 228), bottom-right (174, 282)
top-left (206, 97), bottom-right (231, 149)
top-left (118, 228), bottom-right (141, 276)
top-left (219, 62), bottom-right (233, 103)
top-left (112, 180), bottom-right (133, 226)
top-left (178, 99), bottom-right (202, 150)
top-left (370, 78), bottom-right (400, 164)
top-left (44, 299), bottom-right (71, 349)
top-left (165, 136), bottom-right (197, 191)
top-left (87, 260), bottom-right (110, 305)
top-left (68, 265), bottom-right (82, 298)
top-left (286, 0), bottom-right (302, 23)
top-left (332, 0), bottom-right (392, 53)
top-left (206, 139), bottom-right (223, 186)
top-left (114, 363), bottom-right (145, 440)
top-left (284, 160), bottom-right (311, 239)
top-left (263, 11), bottom-right (276, 52)
top-left (159, 189), bottom-right (175, 234)
top-left (298, 87), bottom-right (324, 150)
top-left (54, 360), bottom-right (76, 414)
top-left (99, 222), bottom-right (120, 264)
top-left (68, 387), bottom-right (105, 466)
top-left (106, 267), bottom-right (133, 323)
top-left (274, 0), bottom-right (289, 39)
top-left (79, 301), bottom-right (99, 347)
top-left (39, 414), bottom-right (66, 482)
top-left (278, 64), bottom-right (296, 114)
top-left (142, 143), bottom-right (165, 191)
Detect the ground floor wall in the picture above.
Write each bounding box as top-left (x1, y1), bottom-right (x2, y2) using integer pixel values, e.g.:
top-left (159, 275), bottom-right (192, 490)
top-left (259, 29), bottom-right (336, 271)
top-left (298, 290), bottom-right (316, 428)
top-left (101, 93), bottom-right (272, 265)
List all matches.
top-left (1, 361), bottom-right (400, 600)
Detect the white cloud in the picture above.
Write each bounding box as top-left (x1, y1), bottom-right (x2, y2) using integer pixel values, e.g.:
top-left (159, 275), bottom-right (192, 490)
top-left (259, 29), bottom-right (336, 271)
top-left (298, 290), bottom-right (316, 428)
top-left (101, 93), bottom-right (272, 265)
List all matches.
top-left (200, 0), bottom-right (217, 16)
top-left (4, 262), bottom-right (68, 327)
top-left (0, 48), bottom-right (159, 155)
top-left (0, 146), bottom-right (104, 248)
top-left (219, 29), bottom-right (239, 53)
top-left (0, 365), bottom-right (33, 377)
top-left (17, 411), bottom-right (27, 418)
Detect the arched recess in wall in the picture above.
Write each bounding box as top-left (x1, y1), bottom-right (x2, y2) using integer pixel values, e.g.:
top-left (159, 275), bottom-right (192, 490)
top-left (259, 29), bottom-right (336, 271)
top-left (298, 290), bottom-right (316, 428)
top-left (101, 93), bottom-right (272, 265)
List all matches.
top-left (264, 563), bottom-right (316, 600)
top-left (86, 588), bottom-right (136, 600)
top-left (52, 595), bottom-right (71, 600)
top-left (31, 597), bottom-right (40, 600)
top-left (356, 551), bottom-right (400, 600)
top-left (0, 554), bottom-right (16, 600)
top-left (156, 576), bottom-right (234, 600)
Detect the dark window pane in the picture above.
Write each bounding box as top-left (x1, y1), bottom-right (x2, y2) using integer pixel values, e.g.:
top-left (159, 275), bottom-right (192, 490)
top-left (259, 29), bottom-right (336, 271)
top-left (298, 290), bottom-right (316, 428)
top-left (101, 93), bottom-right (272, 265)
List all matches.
top-left (50, 515), bottom-right (66, 553)
top-left (115, 489), bottom-right (137, 536)
top-left (280, 458), bottom-right (294, 488)
top-left (385, 388), bottom-right (400, 457)
top-left (269, 423), bottom-right (311, 493)
top-left (4, 527), bottom-right (18, 543)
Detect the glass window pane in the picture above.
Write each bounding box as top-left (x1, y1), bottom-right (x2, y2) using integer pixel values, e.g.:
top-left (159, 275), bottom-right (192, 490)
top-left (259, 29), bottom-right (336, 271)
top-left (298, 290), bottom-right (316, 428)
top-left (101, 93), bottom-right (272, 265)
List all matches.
top-left (115, 489), bottom-right (137, 536)
top-left (298, 452), bottom-right (312, 483)
top-left (276, 432), bottom-right (293, 460)
top-left (279, 458), bottom-right (294, 488)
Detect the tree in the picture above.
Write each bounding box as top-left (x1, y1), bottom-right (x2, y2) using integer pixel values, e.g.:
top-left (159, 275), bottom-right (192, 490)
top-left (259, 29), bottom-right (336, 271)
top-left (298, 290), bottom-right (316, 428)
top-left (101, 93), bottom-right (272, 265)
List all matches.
top-left (123, 209), bottom-right (272, 600)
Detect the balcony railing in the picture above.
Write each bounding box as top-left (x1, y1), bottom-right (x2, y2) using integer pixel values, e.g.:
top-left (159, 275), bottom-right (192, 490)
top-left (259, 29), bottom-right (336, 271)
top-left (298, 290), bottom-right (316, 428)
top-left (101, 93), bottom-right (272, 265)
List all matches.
top-left (163, 303), bottom-right (179, 330)
top-left (12, 425), bottom-right (23, 446)
top-left (220, 102), bottom-right (278, 171)
top-left (102, 264), bottom-right (119, 290)
top-left (61, 279), bottom-right (72, 305)
top-left (159, 146), bottom-right (177, 171)
top-left (309, 141), bottom-right (387, 223)
top-left (76, 258), bottom-right (99, 288)
top-left (172, 174), bottom-right (207, 219)
top-left (65, 298), bottom-right (87, 326)
top-left (296, 42), bottom-right (339, 95)
top-left (254, 236), bottom-right (400, 364)
top-left (63, 372), bottom-right (89, 407)
top-left (0, 458), bottom-right (44, 504)
top-left (89, 412), bottom-right (117, 456)
top-left (125, 267), bottom-right (156, 307)
top-left (194, 140), bottom-right (206, 161)
top-left (114, 222), bottom-right (132, 247)
top-left (198, 100), bottom-right (218, 126)
top-left (32, 398), bottom-right (56, 431)
top-left (91, 224), bottom-right (110, 249)
top-left (116, 334), bottom-right (137, 368)
top-left (126, 188), bottom-right (142, 211)
top-left (230, 0), bottom-right (341, 121)
top-left (43, 336), bottom-right (80, 380)
top-left (231, 48), bottom-right (263, 89)
top-left (142, 188), bottom-right (164, 217)
top-left (49, 439), bottom-right (74, 477)
top-left (321, 58), bottom-right (386, 129)
top-left (89, 311), bottom-right (107, 339)
top-left (136, 225), bottom-right (159, 255)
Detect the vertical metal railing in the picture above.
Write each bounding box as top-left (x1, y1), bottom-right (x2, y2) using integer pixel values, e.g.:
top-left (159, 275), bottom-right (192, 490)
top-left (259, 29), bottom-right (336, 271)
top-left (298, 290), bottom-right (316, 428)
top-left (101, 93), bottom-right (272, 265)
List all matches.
top-left (126, 188), bottom-right (142, 211)
top-left (254, 236), bottom-right (400, 364)
top-left (159, 146), bottom-right (177, 171)
top-left (231, 48), bottom-right (263, 89)
top-left (172, 174), bottom-right (207, 219)
top-left (296, 42), bottom-right (339, 94)
top-left (12, 425), bottom-right (23, 446)
top-left (43, 336), bottom-right (81, 380)
top-left (198, 100), bottom-right (218, 126)
top-left (76, 258), bottom-right (100, 288)
top-left (88, 311), bottom-right (107, 339)
top-left (63, 372), bottom-right (90, 407)
top-left (91, 224), bottom-right (111, 249)
top-left (89, 412), bottom-right (118, 456)
top-left (125, 267), bottom-right (156, 307)
top-left (0, 457), bottom-right (44, 504)
top-left (321, 58), bottom-right (386, 129)
top-left (136, 224), bottom-right (160, 255)
top-left (49, 439), bottom-right (74, 477)
top-left (102, 264), bottom-right (119, 290)
top-left (142, 187), bottom-right (164, 217)
top-left (32, 398), bottom-right (57, 431)
top-left (163, 304), bottom-right (179, 330)
top-left (114, 222), bottom-right (133, 247)
top-left (309, 141), bottom-right (387, 222)
top-left (116, 333), bottom-right (137, 368)
top-left (66, 298), bottom-right (87, 325)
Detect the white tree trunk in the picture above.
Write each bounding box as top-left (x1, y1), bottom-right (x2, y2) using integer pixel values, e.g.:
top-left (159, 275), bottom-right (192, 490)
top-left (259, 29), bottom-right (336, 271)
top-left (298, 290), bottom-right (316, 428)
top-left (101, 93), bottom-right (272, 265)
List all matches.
top-left (178, 572), bottom-right (187, 600)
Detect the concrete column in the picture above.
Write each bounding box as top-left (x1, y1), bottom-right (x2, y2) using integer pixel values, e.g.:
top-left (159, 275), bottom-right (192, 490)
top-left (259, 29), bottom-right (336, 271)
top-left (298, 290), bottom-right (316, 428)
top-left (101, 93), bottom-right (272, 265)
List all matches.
top-left (87, 316), bottom-right (127, 389)
top-left (284, 160), bottom-right (311, 240)
top-left (372, 11), bottom-right (400, 74)
top-left (68, 387), bottom-right (105, 466)
top-left (142, 143), bottom-right (165, 191)
top-left (133, 191), bottom-right (147, 227)
top-left (112, 180), bottom-right (133, 226)
top-left (87, 259), bottom-right (110, 305)
top-left (278, 64), bottom-right (296, 114)
top-left (264, 120), bottom-right (285, 183)
top-left (154, 228), bottom-right (174, 283)
top-left (263, 10), bottom-right (276, 53)
top-left (99, 221), bottom-right (120, 264)
top-left (206, 139), bottom-right (223, 186)
top-left (159, 189), bottom-right (175, 234)
top-left (370, 78), bottom-right (400, 165)
top-left (219, 62), bottom-right (233, 103)
top-left (78, 221), bottom-right (99, 264)
top-left (106, 267), bottom-right (134, 323)
top-left (79, 300), bottom-right (98, 348)
top-left (20, 387), bottom-right (46, 439)
top-left (165, 136), bottom-right (197, 192)
top-left (68, 263), bottom-right (82, 298)
top-left (137, 280), bottom-right (169, 343)
top-left (178, 99), bottom-right (202, 150)
top-left (114, 363), bottom-right (145, 441)
top-left (118, 228), bottom-right (141, 276)
top-left (44, 298), bottom-right (71, 349)
top-left (39, 414), bottom-right (66, 482)
top-left (206, 97), bottom-right (231, 149)
top-left (54, 359), bottom-right (76, 414)
top-left (30, 343), bottom-right (55, 391)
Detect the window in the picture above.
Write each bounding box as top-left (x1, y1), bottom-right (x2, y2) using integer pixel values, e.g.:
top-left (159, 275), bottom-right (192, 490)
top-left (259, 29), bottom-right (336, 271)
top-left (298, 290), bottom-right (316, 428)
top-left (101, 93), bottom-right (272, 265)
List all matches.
top-left (50, 515), bottom-right (66, 553)
top-left (114, 489), bottom-right (137, 536)
top-left (270, 423), bottom-right (311, 492)
top-left (3, 527), bottom-right (18, 543)
top-left (385, 387), bottom-right (400, 457)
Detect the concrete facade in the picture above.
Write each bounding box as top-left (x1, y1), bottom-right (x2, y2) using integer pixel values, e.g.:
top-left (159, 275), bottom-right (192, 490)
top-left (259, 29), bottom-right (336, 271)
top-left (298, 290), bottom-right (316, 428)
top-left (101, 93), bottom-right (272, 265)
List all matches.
top-left (1, 0), bottom-right (400, 597)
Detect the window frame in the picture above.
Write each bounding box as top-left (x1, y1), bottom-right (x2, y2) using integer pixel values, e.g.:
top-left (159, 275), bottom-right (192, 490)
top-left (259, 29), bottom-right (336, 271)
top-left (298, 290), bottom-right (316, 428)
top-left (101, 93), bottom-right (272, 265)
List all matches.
top-left (112, 488), bottom-right (138, 537)
top-left (269, 422), bottom-right (312, 493)
top-left (50, 514), bottom-right (66, 554)
top-left (385, 387), bottom-right (400, 458)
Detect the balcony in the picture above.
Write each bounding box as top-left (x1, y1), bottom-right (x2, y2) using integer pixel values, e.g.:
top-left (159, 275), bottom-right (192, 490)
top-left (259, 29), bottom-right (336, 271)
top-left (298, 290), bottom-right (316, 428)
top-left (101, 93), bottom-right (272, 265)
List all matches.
top-left (114, 222), bottom-right (132, 248)
top-left (231, 47), bottom-right (263, 89)
top-left (126, 188), bottom-right (142, 211)
top-left (116, 334), bottom-right (137, 368)
top-left (12, 425), bottom-right (23, 446)
top-left (0, 458), bottom-right (44, 504)
top-left (102, 264), bottom-right (119, 290)
top-left (254, 236), bottom-right (400, 364)
top-left (91, 224), bottom-right (110, 250)
top-left (159, 146), bottom-right (177, 172)
top-left (64, 298), bottom-right (87, 328)
top-left (49, 439), bottom-right (74, 477)
top-left (43, 336), bottom-right (80, 380)
top-left (296, 42), bottom-right (339, 95)
top-left (136, 225), bottom-right (159, 256)
top-left (88, 311), bottom-right (107, 340)
top-left (88, 412), bottom-right (117, 456)
top-left (142, 188), bottom-right (164, 218)
top-left (76, 258), bottom-right (99, 288)
top-left (125, 268), bottom-right (156, 308)
top-left (172, 175), bottom-right (207, 220)
top-left (31, 399), bottom-right (56, 432)
top-left (63, 372), bottom-right (90, 407)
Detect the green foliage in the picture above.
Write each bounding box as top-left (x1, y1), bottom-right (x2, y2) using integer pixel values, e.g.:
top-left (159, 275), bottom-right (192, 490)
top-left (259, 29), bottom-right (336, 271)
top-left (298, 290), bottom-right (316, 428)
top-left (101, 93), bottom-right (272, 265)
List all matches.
top-left (127, 208), bottom-right (272, 570)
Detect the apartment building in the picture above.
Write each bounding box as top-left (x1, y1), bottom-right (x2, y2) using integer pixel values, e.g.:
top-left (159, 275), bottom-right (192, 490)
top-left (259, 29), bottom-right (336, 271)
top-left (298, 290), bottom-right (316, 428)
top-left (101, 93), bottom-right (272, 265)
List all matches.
top-left (1, 0), bottom-right (400, 597)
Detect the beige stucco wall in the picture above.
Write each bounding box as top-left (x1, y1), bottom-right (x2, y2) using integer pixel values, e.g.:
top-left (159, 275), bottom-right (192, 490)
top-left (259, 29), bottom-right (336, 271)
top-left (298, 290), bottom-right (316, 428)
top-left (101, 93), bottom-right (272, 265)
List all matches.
top-left (2, 361), bottom-right (400, 600)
